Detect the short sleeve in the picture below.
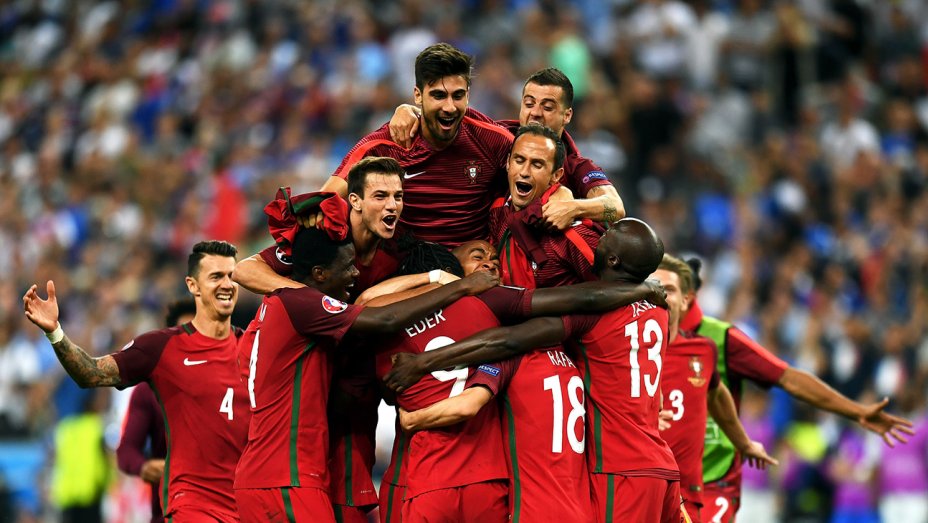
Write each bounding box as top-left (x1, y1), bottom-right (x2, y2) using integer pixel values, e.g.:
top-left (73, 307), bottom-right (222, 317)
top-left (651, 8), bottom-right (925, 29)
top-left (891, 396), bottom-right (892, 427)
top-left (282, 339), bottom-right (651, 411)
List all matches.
top-left (725, 327), bottom-right (788, 387)
top-left (560, 131), bottom-right (612, 199)
top-left (475, 286), bottom-right (534, 324)
top-left (111, 329), bottom-right (174, 387)
top-left (466, 356), bottom-right (520, 396)
top-left (561, 314), bottom-right (599, 338)
top-left (258, 244), bottom-right (294, 277)
top-left (277, 288), bottom-right (365, 346)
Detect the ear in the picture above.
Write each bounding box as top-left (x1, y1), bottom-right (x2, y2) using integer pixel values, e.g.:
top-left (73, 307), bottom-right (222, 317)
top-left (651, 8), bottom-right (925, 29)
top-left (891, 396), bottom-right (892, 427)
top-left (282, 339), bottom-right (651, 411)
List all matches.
top-left (311, 265), bottom-right (328, 284)
top-left (607, 254), bottom-right (619, 269)
top-left (413, 86), bottom-right (423, 107)
top-left (563, 107), bottom-right (573, 126)
top-left (348, 192), bottom-right (362, 212)
top-left (185, 276), bottom-right (199, 296)
top-left (551, 167), bottom-right (565, 184)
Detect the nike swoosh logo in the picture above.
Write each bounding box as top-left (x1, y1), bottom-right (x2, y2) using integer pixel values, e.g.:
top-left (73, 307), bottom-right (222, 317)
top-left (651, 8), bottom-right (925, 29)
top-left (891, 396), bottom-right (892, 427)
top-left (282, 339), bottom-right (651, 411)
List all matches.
top-left (403, 171), bottom-right (426, 179)
top-left (183, 358), bottom-right (207, 366)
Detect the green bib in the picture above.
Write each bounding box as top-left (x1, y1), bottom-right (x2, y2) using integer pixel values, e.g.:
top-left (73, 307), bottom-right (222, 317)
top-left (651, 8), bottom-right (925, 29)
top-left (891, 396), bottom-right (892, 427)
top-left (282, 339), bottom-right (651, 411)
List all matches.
top-left (698, 316), bottom-right (737, 483)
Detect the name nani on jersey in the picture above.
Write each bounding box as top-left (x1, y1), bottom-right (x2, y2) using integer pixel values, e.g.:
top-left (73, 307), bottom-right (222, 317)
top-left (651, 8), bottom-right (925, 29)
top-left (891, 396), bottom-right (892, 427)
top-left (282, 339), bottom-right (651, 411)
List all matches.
top-left (404, 310), bottom-right (448, 338)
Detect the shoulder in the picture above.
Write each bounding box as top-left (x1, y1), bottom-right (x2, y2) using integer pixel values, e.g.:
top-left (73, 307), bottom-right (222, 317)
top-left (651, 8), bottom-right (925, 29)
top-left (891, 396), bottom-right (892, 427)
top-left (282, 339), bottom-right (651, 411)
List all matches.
top-left (352, 125), bottom-right (405, 154)
top-left (125, 326), bottom-right (185, 353)
top-left (462, 116), bottom-right (514, 142)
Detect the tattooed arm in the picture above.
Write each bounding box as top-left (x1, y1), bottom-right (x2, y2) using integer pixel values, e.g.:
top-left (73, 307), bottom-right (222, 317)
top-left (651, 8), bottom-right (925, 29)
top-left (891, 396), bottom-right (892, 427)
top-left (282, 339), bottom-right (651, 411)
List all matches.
top-left (23, 281), bottom-right (122, 388)
top-left (542, 184), bottom-right (626, 229)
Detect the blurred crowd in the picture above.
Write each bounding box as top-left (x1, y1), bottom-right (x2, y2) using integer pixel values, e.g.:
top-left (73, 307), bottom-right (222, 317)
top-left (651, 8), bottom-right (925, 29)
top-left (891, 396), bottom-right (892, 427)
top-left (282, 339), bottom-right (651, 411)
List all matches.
top-left (0, 0), bottom-right (926, 522)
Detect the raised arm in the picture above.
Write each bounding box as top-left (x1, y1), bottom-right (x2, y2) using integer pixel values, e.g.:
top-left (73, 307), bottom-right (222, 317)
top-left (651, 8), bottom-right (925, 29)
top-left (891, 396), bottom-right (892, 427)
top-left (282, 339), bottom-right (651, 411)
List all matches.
top-left (23, 281), bottom-right (121, 388)
top-left (778, 367), bottom-right (914, 446)
top-left (399, 386), bottom-right (493, 432)
top-left (707, 381), bottom-right (778, 470)
top-left (233, 254), bottom-right (304, 295)
top-left (384, 316), bottom-right (566, 392)
top-left (530, 279), bottom-right (666, 316)
top-left (354, 271), bottom-right (460, 306)
top-left (542, 184), bottom-right (626, 230)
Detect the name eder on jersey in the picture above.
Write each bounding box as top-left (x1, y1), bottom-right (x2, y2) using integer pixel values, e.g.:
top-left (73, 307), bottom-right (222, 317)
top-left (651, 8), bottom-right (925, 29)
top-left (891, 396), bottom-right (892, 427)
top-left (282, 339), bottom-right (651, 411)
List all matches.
top-left (404, 310), bottom-right (448, 338)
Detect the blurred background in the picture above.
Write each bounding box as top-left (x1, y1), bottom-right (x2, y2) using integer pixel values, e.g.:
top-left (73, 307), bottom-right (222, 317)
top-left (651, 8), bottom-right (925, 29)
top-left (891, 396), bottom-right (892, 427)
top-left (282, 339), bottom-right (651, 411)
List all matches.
top-left (0, 0), bottom-right (926, 522)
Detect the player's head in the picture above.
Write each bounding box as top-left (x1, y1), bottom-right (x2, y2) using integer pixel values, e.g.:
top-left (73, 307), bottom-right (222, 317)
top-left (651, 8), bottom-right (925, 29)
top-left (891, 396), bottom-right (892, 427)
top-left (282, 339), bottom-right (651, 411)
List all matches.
top-left (452, 240), bottom-right (500, 278)
top-left (291, 227), bottom-right (358, 301)
top-left (347, 157), bottom-right (404, 240)
top-left (185, 240), bottom-right (239, 320)
top-left (520, 68), bottom-right (574, 137)
top-left (650, 254), bottom-right (695, 333)
top-left (593, 218), bottom-right (664, 283)
top-left (165, 298), bottom-right (197, 327)
top-left (397, 240), bottom-right (465, 278)
top-left (414, 43), bottom-right (473, 148)
top-left (507, 125), bottom-right (566, 211)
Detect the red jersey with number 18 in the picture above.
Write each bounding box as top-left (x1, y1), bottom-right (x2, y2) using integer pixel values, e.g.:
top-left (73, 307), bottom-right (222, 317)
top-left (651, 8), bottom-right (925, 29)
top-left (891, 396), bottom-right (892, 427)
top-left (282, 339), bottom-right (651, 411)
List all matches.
top-left (374, 286), bottom-right (534, 499)
top-left (234, 287), bottom-right (364, 491)
top-left (564, 302), bottom-right (679, 479)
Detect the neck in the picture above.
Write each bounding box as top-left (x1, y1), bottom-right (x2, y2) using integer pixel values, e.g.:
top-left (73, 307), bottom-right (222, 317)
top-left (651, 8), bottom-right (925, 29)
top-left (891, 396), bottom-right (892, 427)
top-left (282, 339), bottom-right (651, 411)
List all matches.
top-left (350, 213), bottom-right (382, 265)
top-left (191, 313), bottom-right (232, 339)
top-left (421, 126), bottom-right (454, 151)
top-left (668, 322), bottom-right (680, 343)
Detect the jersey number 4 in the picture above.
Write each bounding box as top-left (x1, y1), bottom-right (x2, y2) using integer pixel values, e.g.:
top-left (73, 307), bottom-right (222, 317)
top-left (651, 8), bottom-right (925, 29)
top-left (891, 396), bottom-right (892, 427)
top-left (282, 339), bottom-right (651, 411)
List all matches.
top-left (543, 375), bottom-right (585, 454)
top-left (625, 318), bottom-right (663, 398)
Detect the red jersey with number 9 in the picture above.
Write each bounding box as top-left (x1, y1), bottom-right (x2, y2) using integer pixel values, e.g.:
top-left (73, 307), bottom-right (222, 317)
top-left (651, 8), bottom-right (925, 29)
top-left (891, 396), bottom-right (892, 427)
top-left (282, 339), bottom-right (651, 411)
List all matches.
top-left (565, 302), bottom-right (680, 479)
top-left (374, 286), bottom-right (534, 499)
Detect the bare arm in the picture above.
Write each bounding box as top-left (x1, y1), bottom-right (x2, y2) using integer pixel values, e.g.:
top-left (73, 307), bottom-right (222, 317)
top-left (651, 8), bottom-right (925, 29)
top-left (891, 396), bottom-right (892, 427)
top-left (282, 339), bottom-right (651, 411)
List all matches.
top-left (233, 254), bottom-right (304, 295)
top-left (399, 386), bottom-right (493, 432)
top-left (384, 317), bottom-right (566, 392)
top-left (388, 104), bottom-right (421, 149)
top-left (778, 367), bottom-right (914, 446)
top-left (23, 281), bottom-right (121, 388)
top-left (708, 382), bottom-right (778, 469)
top-left (355, 271), bottom-right (459, 306)
top-left (530, 279), bottom-right (666, 316)
top-left (542, 185), bottom-right (626, 230)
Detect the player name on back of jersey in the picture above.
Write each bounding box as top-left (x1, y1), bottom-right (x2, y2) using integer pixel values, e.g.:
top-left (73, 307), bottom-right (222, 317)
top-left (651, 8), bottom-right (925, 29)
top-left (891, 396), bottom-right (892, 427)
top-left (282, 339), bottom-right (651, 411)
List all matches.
top-left (632, 300), bottom-right (658, 317)
top-left (546, 350), bottom-right (576, 369)
top-left (404, 310), bottom-right (447, 338)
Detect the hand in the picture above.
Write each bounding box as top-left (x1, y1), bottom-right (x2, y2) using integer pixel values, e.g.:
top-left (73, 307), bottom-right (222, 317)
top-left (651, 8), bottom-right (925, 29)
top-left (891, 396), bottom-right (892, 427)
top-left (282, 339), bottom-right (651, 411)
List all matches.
top-left (384, 352), bottom-right (426, 393)
top-left (739, 441), bottom-right (779, 470)
top-left (658, 409), bottom-right (673, 431)
top-left (857, 397), bottom-right (915, 447)
top-left (397, 407), bottom-right (414, 433)
top-left (458, 269), bottom-right (500, 295)
top-left (297, 212), bottom-right (326, 230)
top-left (140, 459), bottom-right (165, 483)
top-left (22, 281), bottom-right (60, 333)
top-left (438, 271), bottom-right (461, 285)
top-left (388, 104), bottom-right (421, 149)
top-left (541, 199), bottom-right (578, 231)
top-left (643, 279), bottom-right (667, 309)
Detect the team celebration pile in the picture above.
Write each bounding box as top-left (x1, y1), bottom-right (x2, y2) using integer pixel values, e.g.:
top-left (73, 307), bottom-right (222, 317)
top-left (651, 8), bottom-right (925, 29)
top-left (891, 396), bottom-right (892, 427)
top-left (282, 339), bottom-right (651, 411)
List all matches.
top-left (4, 2), bottom-right (928, 523)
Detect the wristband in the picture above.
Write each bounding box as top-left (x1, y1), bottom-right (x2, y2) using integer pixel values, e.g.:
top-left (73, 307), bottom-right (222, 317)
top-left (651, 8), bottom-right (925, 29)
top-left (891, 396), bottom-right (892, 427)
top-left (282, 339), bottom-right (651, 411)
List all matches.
top-left (428, 269), bottom-right (441, 284)
top-left (46, 323), bottom-right (64, 344)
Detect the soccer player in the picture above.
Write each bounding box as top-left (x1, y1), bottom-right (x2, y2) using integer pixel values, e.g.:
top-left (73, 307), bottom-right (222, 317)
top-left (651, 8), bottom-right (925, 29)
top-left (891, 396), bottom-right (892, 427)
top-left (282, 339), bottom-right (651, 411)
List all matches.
top-left (490, 125), bottom-right (601, 288)
top-left (390, 67), bottom-right (625, 228)
top-left (233, 226), bottom-right (500, 523)
top-left (681, 259), bottom-right (915, 523)
top-left (23, 241), bottom-right (251, 522)
top-left (651, 255), bottom-right (777, 522)
top-left (116, 298), bottom-right (196, 523)
top-left (384, 219), bottom-right (685, 523)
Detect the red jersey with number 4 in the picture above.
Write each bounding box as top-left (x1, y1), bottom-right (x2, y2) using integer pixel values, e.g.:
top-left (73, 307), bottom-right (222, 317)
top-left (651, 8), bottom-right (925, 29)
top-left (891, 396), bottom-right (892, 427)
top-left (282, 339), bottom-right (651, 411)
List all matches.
top-left (492, 349), bottom-right (592, 522)
top-left (660, 330), bottom-right (720, 508)
top-left (333, 113), bottom-right (512, 247)
top-left (374, 286), bottom-right (534, 498)
top-left (564, 302), bottom-right (679, 479)
top-left (112, 323), bottom-right (250, 518)
top-left (234, 287), bottom-right (364, 491)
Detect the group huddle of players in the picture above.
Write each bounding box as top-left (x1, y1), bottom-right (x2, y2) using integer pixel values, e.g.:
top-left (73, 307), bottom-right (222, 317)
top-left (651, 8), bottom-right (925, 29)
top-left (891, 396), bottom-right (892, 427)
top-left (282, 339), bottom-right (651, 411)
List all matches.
top-left (22, 42), bottom-right (913, 523)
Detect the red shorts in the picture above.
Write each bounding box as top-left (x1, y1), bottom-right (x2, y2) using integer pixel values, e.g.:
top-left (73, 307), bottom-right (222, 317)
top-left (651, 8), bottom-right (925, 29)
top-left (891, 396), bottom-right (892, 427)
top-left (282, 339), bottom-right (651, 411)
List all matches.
top-left (235, 487), bottom-right (334, 523)
top-left (590, 473), bottom-right (682, 523)
top-left (402, 481), bottom-right (508, 523)
top-left (701, 482), bottom-right (740, 523)
top-left (378, 481), bottom-right (404, 523)
top-left (333, 504), bottom-right (370, 523)
top-left (168, 505), bottom-right (240, 522)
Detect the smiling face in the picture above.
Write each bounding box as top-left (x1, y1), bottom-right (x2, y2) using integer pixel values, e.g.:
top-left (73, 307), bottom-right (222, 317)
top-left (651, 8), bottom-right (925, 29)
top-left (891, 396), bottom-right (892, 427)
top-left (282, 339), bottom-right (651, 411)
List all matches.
top-left (453, 240), bottom-right (500, 278)
top-left (650, 268), bottom-right (687, 338)
top-left (415, 75), bottom-right (469, 148)
top-left (186, 254), bottom-right (238, 321)
top-left (350, 173), bottom-right (403, 239)
top-left (519, 82), bottom-right (572, 136)
top-left (317, 243), bottom-right (361, 302)
top-left (507, 133), bottom-right (564, 210)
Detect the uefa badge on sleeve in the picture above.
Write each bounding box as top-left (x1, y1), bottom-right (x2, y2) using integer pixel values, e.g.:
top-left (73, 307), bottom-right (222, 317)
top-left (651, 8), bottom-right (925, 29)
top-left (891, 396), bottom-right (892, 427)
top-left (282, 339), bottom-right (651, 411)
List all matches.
top-left (466, 161), bottom-right (480, 184)
top-left (321, 295), bottom-right (348, 314)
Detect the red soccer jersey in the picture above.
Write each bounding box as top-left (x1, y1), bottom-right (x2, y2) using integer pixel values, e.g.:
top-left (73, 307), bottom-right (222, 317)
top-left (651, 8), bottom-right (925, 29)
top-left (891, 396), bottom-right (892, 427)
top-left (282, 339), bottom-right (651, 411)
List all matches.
top-left (497, 119), bottom-right (613, 199)
top-left (374, 286), bottom-right (533, 498)
top-left (333, 112), bottom-right (513, 247)
top-left (564, 303), bottom-right (680, 479)
top-left (660, 330), bottom-right (720, 508)
top-left (234, 287), bottom-right (364, 491)
top-left (493, 349), bottom-right (592, 522)
top-left (112, 323), bottom-right (250, 518)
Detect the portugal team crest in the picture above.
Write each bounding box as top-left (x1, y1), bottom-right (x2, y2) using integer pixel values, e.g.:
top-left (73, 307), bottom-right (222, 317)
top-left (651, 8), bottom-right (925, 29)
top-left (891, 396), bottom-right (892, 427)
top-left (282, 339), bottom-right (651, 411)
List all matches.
top-left (321, 295), bottom-right (348, 314)
top-left (688, 357), bottom-right (707, 387)
top-left (466, 161), bottom-right (480, 184)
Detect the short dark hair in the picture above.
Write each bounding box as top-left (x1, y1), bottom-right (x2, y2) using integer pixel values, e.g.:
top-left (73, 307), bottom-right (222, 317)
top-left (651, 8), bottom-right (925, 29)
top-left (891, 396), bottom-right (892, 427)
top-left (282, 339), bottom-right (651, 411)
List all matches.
top-left (514, 125), bottom-right (566, 172)
top-left (187, 240), bottom-right (237, 277)
top-left (347, 157), bottom-right (404, 198)
top-left (397, 240), bottom-right (464, 277)
top-left (165, 298), bottom-right (196, 327)
top-left (290, 227), bottom-right (353, 281)
top-left (524, 68), bottom-right (574, 107)
top-left (415, 43), bottom-right (474, 90)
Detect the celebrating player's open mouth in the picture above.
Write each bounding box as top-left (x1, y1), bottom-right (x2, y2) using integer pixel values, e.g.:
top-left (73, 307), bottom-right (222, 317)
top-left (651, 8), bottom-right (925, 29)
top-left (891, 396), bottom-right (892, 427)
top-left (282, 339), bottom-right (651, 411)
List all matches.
top-left (514, 180), bottom-right (533, 198)
top-left (382, 213), bottom-right (398, 231)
